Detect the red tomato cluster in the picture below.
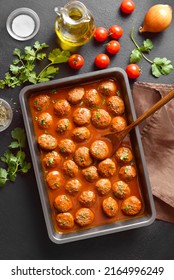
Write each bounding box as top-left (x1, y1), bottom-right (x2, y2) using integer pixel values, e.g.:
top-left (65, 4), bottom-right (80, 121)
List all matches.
top-left (68, 1), bottom-right (140, 79)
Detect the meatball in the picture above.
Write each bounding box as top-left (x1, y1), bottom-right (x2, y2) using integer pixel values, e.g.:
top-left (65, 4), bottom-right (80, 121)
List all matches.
top-left (90, 140), bottom-right (109, 160)
top-left (56, 212), bottom-right (74, 230)
top-left (65, 179), bottom-right (82, 195)
top-left (33, 94), bottom-right (50, 111)
top-left (82, 166), bottom-right (99, 182)
top-left (46, 170), bottom-right (63, 190)
top-left (121, 196), bottom-right (142, 215)
top-left (62, 160), bottom-right (78, 177)
top-left (102, 197), bottom-right (119, 217)
top-left (75, 208), bottom-right (94, 227)
top-left (54, 194), bottom-right (73, 212)
top-left (95, 178), bottom-right (111, 196)
top-left (115, 147), bottom-right (133, 164)
top-left (91, 109), bottom-right (111, 128)
top-left (83, 88), bottom-right (101, 108)
top-left (112, 180), bottom-right (130, 199)
top-left (56, 118), bottom-right (72, 134)
top-left (73, 108), bottom-right (91, 126)
top-left (74, 147), bottom-right (93, 167)
top-left (119, 165), bottom-right (137, 181)
top-left (110, 116), bottom-right (127, 132)
top-left (43, 151), bottom-right (61, 168)
top-left (106, 96), bottom-right (125, 115)
top-left (72, 127), bottom-right (91, 142)
top-left (79, 190), bottom-right (96, 207)
top-left (67, 87), bottom-right (85, 105)
top-left (98, 80), bottom-right (117, 96)
top-left (98, 158), bottom-right (116, 177)
top-left (38, 134), bottom-right (57, 150)
top-left (38, 112), bottom-right (53, 129)
top-left (58, 139), bottom-right (76, 155)
top-left (54, 99), bottom-right (71, 117)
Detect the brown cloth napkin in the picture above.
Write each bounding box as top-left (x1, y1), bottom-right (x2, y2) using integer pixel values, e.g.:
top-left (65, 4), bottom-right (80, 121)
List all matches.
top-left (132, 82), bottom-right (174, 223)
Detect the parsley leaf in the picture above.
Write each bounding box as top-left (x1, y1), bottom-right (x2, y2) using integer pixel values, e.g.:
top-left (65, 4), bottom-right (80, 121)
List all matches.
top-left (0, 128), bottom-right (31, 187)
top-left (130, 27), bottom-right (173, 78)
top-left (0, 41), bottom-right (71, 89)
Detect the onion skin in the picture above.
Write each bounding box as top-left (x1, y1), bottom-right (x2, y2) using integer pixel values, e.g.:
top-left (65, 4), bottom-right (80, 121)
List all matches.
top-left (139, 4), bottom-right (172, 33)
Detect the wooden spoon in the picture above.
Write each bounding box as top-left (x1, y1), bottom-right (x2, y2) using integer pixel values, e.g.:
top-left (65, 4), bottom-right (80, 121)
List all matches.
top-left (104, 88), bottom-right (174, 155)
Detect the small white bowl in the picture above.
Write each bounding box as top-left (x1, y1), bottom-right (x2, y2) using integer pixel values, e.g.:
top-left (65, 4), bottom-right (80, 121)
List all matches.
top-left (0, 98), bottom-right (13, 132)
top-left (6, 7), bottom-right (40, 41)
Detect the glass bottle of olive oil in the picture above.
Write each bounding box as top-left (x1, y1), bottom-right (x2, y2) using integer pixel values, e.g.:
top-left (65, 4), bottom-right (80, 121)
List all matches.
top-left (54, 1), bottom-right (95, 52)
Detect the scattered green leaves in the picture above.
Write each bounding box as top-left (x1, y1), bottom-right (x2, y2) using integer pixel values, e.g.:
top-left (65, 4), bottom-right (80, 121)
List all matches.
top-left (0, 128), bottom-right (31, 186)
top-left (0, 41), bottom-right (71, 89)
top-left (130, 27), bottom-right (173, 78)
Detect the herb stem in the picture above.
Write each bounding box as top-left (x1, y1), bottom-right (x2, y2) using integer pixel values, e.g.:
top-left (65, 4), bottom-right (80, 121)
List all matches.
top-left (37, 62), bottom-right (53, 79)
top-left (130, 27), bottom-right (153, 64)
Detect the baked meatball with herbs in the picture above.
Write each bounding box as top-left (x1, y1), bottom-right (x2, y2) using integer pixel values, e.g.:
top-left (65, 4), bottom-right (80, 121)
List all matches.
top-left (54, 99), bottom-right (71, 117)
top-left (67, 87), bottom-right (85, 105)
top-left (43, 151), bottom-right (61, 168)
top-left (98, 80), bottom-right (117, 96)
top-left (65, 179), bottom-right (82, 196)
top-left (90, 140), bottom-right (109, 160)
top-left (115, 147), bottom-right (133, 164)
top-left (112, 180), bottom-right (131, 199)
top-left (102, 197), bottom-right (119, 217)
top-left (62, 159), bottom-right (78, 178)
top-left (58, 139), bottom-right (76, 155)
top-left (83, 88), bottom-right (102, 108)
top-left (38, 112), bottom-right (53, 129)
top-left (38, 134), bottom-right (57, 150)
top-left (33, 94), bottom-right (50, 111)
top-left (106, 96), bottom-right (125, 115)
top-left (75, 208), bottom-right (95, 227)
top-left (79, 190), bottom-right (96, 207)
top-left (119, 165), bottom-right (136, 181)
top-left (72, 127), bottom-right (91, 142)
top-left (54, 194), bottom-right (73, 213)
top-left (91, 109), bottom-right (111, 128)
top-left (74, 147), bottom-right (93, 167)
top-left (56, 118), bottom-right (72, 134)
top-left (110, 116), bottom-right (127, 132)
top-left (56, 212), bottom-right (74, 230)
top-left (121, 196), bottom-right (142, 215)
top-left (98, 158), bottom-right (116, 177)
top-left (46, 170), bottom-right (64, 190)
top-left (82, 166), bottom-right (99, 182)
top-left (95, 178), bottom-right (111, 196)
top-left (73, 108), bottom-right (91, 126)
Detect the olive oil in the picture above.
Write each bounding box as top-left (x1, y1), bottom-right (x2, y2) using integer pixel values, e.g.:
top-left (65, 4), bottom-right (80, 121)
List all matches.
top-left (54, 1), bottom-right (95, 52)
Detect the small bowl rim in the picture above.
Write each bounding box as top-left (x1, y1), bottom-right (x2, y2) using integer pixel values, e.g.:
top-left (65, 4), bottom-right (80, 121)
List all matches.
top-left (6, 7), bottom-right (40, 41)
top-left (0, 98), bottom-right (13, 132)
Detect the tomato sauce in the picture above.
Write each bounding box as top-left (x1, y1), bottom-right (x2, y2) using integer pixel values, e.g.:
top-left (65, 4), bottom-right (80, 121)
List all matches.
top-left (29, 79), bottom-right (145, 234)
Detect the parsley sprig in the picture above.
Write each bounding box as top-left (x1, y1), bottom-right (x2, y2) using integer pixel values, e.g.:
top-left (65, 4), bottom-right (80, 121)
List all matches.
top-left (130, 27), bottom-right (173, 78)
top-left (0, 41), bottom-right (71, 89)
top-left (0, 128), bottom-right (31, 186)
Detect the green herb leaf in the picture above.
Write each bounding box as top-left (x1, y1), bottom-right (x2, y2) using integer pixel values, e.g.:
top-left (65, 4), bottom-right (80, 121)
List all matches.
top-left (130, 49), bottom-right (142, 63)
top-left (0, 168), bottom-right (8, 187)
top-left (11, 128), bottom-right (26, 148)
top-left (48, 49), bottom-right (71, 64)
top-left (140, 39), bottom-right (153, 53)
top-left (152, 57), bottom-right (174, 77)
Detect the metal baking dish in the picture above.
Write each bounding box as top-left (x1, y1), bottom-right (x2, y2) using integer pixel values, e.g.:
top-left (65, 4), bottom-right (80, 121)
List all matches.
top-left (19, 67), bottom-right (155, 244)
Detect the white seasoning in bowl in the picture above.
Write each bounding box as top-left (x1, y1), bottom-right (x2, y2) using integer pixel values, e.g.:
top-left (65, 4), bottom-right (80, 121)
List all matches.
top-left (0, 100), bottom-right (11, 127)
top-left (12, 14), bottom-right (35, 38)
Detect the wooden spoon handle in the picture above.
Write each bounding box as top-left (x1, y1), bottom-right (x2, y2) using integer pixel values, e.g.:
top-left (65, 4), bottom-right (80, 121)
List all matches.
top-left (126, 88), bottom-right (174, 133)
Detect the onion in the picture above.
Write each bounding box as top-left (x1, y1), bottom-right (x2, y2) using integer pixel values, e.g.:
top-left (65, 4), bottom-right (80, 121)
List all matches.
top-left (139, 4), bottom-right (172, 33)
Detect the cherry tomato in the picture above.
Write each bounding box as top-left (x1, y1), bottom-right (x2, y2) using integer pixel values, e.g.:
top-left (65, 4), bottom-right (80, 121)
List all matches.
top-left (120, 0), bottom-right (135, 14)
top-left (125, 64), bottom-right (141, 79)
top-left (94, 27), bottom-right (108, 42)
top-left (106, 40), bottom-right (120, 55)
top-left (94, 54), bottom-right (110, 69)
top-left (68, 54), bottom-right (84, 70)
top-left (109, 25), bottom-right (123, 39)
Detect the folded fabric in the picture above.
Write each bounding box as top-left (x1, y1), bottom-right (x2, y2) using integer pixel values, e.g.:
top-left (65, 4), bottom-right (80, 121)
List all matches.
top-left (132, 82), bottom-right (174, 223)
